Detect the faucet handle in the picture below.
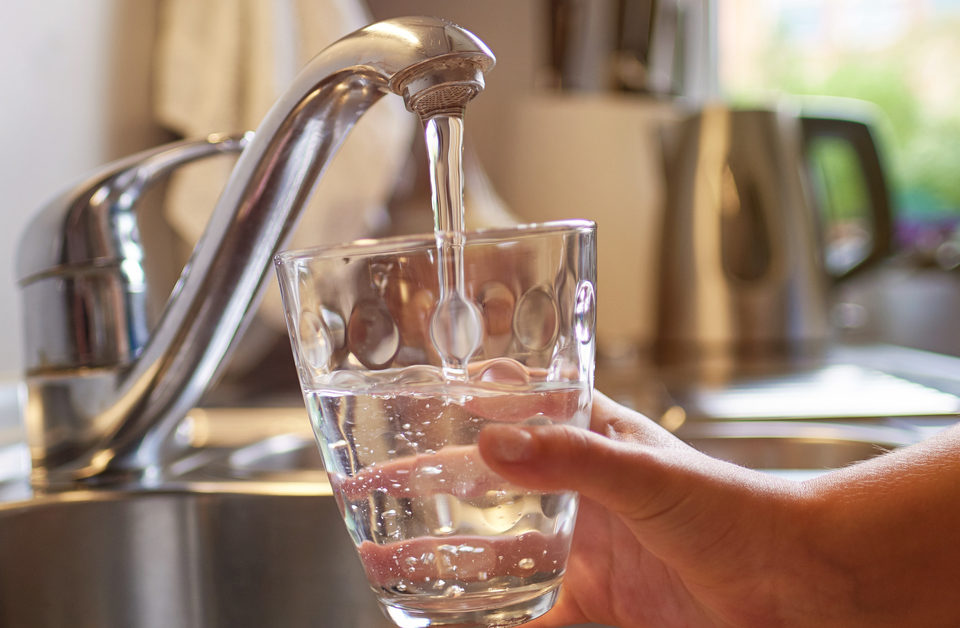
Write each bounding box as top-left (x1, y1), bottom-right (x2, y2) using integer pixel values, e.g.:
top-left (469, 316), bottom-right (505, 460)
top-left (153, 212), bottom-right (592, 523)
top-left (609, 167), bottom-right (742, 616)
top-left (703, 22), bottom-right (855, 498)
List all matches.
top-left (16, 133), bottom-right (250, 373)
top-left (16, 133), bottom-right (250, 287)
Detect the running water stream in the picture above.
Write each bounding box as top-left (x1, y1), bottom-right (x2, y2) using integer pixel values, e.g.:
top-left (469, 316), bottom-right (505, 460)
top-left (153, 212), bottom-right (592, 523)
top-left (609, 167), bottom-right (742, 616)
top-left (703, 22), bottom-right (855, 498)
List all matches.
top-left (298, 106), bottom-right (584, 626)
top-left (421, 113), bottom-right (484, 380)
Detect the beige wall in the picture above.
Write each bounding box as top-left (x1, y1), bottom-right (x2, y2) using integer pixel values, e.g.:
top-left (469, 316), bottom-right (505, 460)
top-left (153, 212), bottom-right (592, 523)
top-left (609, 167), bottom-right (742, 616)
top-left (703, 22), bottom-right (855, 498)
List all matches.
top-left (0, 0), bottom-right (168, 376)
top-left (0, 1), bottom-right (541, 376)
top-left (0, 1), bottom-right (543, 376)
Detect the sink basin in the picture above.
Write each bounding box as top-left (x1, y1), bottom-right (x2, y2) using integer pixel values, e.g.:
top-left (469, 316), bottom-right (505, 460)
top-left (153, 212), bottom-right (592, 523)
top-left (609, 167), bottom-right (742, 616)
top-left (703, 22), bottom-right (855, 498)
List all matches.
top-left (0, 404), bottom-right (921, 628)
top-left (0, 488), bottom-right (394, 628)
top-left (199, 409), bottom-right (920, 477)
top-left (676, 420), bottom-right (918, 471)
top-left (0, 403), bottom-right (606, 628)
top-left (0, 485), bottom-right (606, 628)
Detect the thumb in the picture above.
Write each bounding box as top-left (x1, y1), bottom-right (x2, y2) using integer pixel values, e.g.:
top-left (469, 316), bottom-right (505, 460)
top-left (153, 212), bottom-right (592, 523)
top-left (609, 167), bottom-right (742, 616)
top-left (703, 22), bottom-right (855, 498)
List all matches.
top-left (477, 422), bottom-right (688, 523)
top-left (478, 420), bottom-right (796, 574)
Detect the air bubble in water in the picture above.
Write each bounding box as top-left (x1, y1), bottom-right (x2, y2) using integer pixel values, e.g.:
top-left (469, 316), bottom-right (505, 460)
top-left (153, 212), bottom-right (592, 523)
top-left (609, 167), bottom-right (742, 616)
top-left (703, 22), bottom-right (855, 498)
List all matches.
top-left (430, 494), bottom-right (456, 535)
top-left (443, 584), bottom-right (465, 598)
top-left (380, 509), bottom-right (400, 538)
top-left (419, 465), bottom-right (442, 476)
top-left (481, 492), bottom-right (525, 532)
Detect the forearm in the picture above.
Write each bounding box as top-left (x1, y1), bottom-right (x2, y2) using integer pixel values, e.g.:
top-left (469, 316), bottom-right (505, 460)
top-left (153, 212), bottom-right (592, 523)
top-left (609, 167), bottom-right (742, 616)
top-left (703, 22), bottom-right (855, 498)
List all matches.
top-left (786, 423), bottom-right (960, 626)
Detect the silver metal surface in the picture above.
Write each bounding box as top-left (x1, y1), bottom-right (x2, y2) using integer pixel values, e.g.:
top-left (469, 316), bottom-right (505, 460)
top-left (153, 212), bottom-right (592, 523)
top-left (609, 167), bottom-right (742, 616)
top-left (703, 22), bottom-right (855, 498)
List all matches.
top-left (0, 356), bottom-right (942, 626)
top-left (654, 106), bottom-right (892, 374)
top-left (656, 107), bottom-right (828, 367)
top-left (17, 134), bottom-right (248, 373)
top-left (0, 480), bottom-right (608, 628)
top-left (207, 421), bottom-right (919, 477)
top-left (677, 420), bottom-right (917, 471)
top-left (15, 16), bottom-right (495, 487)
top-left (0, 488), bottom-right (396, 628)
top-left (546, 0), bottom-right (716, 99)
top-left (0, 400), bottom-right (610, 628)
top-left (166, 405), bottom-right (930, 481)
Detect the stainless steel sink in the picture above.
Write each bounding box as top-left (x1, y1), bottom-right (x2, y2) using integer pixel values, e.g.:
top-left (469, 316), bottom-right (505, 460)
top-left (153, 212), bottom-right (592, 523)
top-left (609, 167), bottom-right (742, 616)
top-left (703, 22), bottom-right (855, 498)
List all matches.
top-left (0, 403), bottom-right (611, 628)
top-left (6, 347), bottom-right (951, 627)
top-left (217, 420), bottom-right (917, 476)
top-left (186, 407), bottom-right (920, 476)
top-left (0, 488), bottom-right (394, 628)
top-left (676, 420), bottom-right (918, 471)
top-left (0, 407), bottom-right (393, 627)
top-left (0, 405), bottom-right (923, 628)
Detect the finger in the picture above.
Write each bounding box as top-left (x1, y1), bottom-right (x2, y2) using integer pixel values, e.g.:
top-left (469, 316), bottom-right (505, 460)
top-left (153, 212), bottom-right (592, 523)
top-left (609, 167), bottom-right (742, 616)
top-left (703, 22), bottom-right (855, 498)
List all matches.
top-left (477, 421), bottom-right (681, 522)
top-left (478, 417), bottom-right (794, 578)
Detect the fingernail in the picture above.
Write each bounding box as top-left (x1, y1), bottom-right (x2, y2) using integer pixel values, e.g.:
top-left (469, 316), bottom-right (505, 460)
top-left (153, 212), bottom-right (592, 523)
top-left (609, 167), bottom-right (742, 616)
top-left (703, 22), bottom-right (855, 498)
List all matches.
top-left (488, 425), bottom-right (534, 463)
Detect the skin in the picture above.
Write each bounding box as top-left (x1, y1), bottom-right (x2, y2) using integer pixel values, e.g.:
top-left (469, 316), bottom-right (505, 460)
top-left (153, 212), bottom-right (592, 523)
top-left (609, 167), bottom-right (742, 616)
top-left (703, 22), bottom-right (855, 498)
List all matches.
top-left (475, 392), bottom-right (960, 628)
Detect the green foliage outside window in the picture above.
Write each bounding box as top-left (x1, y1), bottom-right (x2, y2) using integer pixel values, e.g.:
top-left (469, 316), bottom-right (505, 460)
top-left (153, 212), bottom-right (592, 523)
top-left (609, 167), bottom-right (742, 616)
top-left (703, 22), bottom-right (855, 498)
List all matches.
top-left (730, 15), bottom-right (960, 219)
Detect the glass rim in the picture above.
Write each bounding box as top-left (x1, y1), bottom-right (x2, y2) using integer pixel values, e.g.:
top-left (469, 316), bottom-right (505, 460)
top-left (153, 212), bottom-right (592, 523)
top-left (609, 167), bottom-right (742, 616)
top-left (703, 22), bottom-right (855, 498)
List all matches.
top-left (274, 219), bottom-right (595, 266)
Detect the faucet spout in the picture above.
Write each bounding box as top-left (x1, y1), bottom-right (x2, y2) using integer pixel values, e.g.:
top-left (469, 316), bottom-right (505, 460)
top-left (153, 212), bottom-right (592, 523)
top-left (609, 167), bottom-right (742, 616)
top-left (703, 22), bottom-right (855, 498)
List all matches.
top-left (18, 16), bottom-right (495, 486)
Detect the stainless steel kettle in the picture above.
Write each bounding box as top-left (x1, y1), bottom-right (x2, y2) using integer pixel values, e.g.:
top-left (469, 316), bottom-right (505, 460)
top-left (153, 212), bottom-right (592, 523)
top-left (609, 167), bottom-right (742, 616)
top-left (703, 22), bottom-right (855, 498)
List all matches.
top-left (654, 105), bottom-right (893, 373)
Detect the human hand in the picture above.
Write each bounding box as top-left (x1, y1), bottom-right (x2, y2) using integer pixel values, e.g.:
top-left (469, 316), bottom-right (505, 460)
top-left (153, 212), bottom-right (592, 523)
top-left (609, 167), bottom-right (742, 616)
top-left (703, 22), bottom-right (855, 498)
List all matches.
top-left (477, 391), bottom-right (807, 628)
top-left (333, 386), bottom-right (960, 627)
top-left (327, 385), bottom-right (583, 593)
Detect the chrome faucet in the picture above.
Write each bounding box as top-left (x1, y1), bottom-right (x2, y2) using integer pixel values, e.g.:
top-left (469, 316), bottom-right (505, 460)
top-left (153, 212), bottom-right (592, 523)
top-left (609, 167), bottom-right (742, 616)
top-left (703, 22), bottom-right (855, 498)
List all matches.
top-left (15, 16), bottom-right (495, 487)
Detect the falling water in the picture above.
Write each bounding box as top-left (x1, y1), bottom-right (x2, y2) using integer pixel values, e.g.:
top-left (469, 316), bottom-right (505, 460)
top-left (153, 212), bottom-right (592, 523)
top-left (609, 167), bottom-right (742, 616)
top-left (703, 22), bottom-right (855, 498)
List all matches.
top-left (422, 113), bottom-right (483, 380)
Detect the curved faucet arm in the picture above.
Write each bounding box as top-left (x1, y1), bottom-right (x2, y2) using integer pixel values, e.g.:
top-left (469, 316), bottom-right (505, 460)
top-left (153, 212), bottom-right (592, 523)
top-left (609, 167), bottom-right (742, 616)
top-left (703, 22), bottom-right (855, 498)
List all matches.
top-left (30, 16), bottom-right (494, 483)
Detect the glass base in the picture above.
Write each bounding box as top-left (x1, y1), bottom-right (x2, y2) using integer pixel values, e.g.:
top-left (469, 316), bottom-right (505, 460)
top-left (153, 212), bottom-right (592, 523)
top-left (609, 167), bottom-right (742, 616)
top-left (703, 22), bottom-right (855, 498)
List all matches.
top-left (379, 583), bottom-right (560, 627)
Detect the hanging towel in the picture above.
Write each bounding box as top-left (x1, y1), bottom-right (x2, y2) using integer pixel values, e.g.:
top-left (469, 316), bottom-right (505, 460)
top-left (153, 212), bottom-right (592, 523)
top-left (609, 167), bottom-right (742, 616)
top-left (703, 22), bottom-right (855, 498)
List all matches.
top-left (153, 0), bottom-right (414, 335)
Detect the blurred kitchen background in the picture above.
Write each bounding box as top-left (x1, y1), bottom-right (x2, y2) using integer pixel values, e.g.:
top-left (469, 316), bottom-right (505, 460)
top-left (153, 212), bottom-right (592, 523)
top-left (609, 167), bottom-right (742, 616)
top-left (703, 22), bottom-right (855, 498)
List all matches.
top-left (5, 5), bottom-right (960, 625)
top-left (2, 0), bottom-right (959, 387)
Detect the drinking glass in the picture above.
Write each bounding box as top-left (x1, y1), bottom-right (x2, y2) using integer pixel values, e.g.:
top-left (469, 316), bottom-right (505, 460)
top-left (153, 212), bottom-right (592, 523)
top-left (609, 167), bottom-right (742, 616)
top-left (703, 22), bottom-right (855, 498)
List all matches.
top-left (274, 220), bottom-right (596, 627)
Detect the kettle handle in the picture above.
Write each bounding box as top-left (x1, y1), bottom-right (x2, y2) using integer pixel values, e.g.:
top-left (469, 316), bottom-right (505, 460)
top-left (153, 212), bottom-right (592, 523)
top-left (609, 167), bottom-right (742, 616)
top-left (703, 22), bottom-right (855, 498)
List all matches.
top-left (800, 114), bottom-right (895, 280)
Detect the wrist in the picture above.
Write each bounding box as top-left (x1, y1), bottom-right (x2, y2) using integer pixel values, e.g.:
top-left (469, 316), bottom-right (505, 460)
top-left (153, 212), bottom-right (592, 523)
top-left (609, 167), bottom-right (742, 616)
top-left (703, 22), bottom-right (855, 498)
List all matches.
top-left (769, 479), bottom-right (863, 627)
top-left (781, 458), bottom-right (960, 628)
